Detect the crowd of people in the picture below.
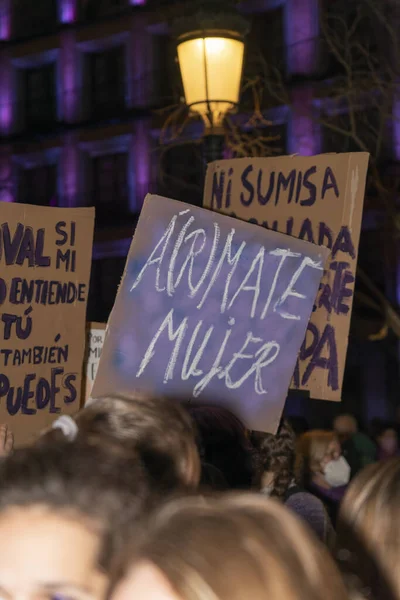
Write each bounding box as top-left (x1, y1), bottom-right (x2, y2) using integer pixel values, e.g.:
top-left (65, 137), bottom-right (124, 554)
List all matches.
top-left (0, 397), bottom-right (399, 600)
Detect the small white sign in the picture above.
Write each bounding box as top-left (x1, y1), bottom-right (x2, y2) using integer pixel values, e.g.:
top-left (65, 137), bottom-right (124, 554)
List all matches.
top-left (84, 323), bottom-right (106, 404)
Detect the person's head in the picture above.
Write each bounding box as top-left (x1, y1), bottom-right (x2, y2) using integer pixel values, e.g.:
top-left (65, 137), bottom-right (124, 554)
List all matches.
top-left (188, 405), bottom-right (256, 489)
top-left (334, 415), bottom-right (358, 443)
top-left (251, 419), bottom-right (297, 498)
top-left (337, 459), bottom-right (400, 600)
top-left (112, 494), bottom-right (348, 600)
top-left (297, 430), bottom-right (350, 489)
top-left (46, 394), bottom-right (200, 490)
top-left (373, 421), bottom-right (399, 457)
top-left (0, 439), bottom-right (165, 600)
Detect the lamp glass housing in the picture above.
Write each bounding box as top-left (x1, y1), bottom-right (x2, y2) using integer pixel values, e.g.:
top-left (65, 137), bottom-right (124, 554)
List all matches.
top-left (177, 35), bottom-right (244, 128)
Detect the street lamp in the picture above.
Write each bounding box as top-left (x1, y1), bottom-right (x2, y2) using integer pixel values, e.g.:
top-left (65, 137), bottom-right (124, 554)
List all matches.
top-left (173, 0), bottom-right (248, 160)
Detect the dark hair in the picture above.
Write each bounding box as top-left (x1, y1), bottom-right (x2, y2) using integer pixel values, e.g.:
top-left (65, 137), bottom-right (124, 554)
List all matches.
top-left (251, 419), bottom-right (297, 499)
top-left (42, 394), bottom-right (200, 490)
top-left (188, 405), bottom-right (256, 489)
top-left (0, 438), bottom-right (165, 573)
top-left (199, 462), bottom-right (229, 491)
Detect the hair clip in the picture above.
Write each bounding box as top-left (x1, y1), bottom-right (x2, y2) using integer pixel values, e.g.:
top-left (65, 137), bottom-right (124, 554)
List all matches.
top-left (51, 415), bottom-right (78, 441)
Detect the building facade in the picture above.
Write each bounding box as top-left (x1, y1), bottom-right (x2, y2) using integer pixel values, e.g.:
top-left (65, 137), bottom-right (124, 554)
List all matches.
top-left (0, 0), bottom-right (398, 419)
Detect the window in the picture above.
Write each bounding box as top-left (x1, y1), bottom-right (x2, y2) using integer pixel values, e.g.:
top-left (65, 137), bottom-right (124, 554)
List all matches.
top-left (90, 152), bottom-right (129, 222)
top-left (87, 257), bottom-right (127, 322)
top-left (153, 34), bottom-right (178, 106)
top-left (24, 64), bottom-right (56, 129)
top-left (12, 0), bottom-right (57, 38)
top-left (84, 0), bottom-right (129, 19)
top-left (88, 46), bottom-right (126, 119)
top-left (242, 8), bottom-right (285, 111)
top-left (321, 2), bottom-right (381, 78)
top-left (19, 165), bottom-right (58, 206)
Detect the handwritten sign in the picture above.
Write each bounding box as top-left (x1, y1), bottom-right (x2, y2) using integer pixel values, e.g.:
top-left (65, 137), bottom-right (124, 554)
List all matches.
top-left (82, 322), bottom-right (106, 405)
top-left (203, 153), bottom-right (369, 401)
top-left (0, 203), bottom-right (94, 446)
top-left (92, 195), bottom-right (328, 433)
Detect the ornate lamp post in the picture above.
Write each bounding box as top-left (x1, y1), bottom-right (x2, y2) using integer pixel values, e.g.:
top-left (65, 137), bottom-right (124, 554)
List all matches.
top-left (173, 0), bottom-right (248, 162)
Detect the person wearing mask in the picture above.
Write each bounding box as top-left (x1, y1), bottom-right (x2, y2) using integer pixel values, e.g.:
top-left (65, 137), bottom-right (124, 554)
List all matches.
top-left (251, 420), bottom-right (334, 546)
top-left (0, 439), bottom-right (168, 600)
top-left (112, 494), bottom-right (348, 600)
top-left (333, 414), bottom-right (376, 475)
top-left (297, 430), bottom-right (351, 526)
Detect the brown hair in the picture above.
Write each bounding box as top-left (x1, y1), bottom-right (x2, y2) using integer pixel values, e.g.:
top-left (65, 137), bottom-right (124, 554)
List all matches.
top-left (43, 394), bottom-right (200, 490)
top-left (296, 430), bottom-right (337, 482)
top-left (0, 438), bottom-right (164, 574)
top-left (113, 494), bottom-right (348, 600)
top-left (337, 459), bottom-right (400, 600)
top-left (251, 419), bottom-right (297, 498)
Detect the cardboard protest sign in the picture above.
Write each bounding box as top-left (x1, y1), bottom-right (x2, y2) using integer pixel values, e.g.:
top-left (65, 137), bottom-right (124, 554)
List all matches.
top-left (92, 194), bottom-right (329, 433)
top-left (82, 322), bottom-right (106, 405)
top-left (0, 203), bottom-right (94, 446)
top-left (203, 153), bottom-right (369, 401)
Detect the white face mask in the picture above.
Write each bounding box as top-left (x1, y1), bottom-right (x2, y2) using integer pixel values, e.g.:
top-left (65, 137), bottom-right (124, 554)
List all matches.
top-left (323, 456), bottom-right (350, 487)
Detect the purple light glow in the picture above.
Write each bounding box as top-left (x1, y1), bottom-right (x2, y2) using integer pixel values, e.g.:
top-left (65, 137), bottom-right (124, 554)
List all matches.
top-left (0, 98), bottom-right (12, 133)
top-left (61, 31), bottom-right (79, 122)
top-left (223, 147), bottom-right (234, 159)
top-left (285, 0), bottom-right (318, 75)
top-left (129, 0), bottom-right (146, 4)
top-left (0, 59), bottom-right (12, 134)
top-left (393, 92), bottom-right (400, 161)
top-left (0, 0), bottom-right (11, 40)
top-left (60, 0), bottom-right (77, 23)
top-left (134, 121), bottom-right (151, 210)
top-left (289, 87), bottom-right (320, 155)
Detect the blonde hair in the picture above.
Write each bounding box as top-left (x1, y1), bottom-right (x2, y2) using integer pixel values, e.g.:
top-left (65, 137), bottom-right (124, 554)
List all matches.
top-left (337, 459), bottom-right (400, 599)
top-left (115, 494), bottom-right (348, 600)
top-left (297, 430), bottom-right (337, 479)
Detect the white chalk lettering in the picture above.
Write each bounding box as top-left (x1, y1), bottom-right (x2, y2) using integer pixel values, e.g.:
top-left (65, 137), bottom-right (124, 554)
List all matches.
top-left (192, 320), bottom-right (234, 396)
top-left (221, 333), bottom-right (280, 393)
top-left (197, 228), bottom-right (246, 311)
top-left (136, 309), bottom-right (281, 398)
top-left (274, 256), bottom-right (323, 320)
top-left (227, 247), bottom-right (265, 318)
top-left (136, 309), bottom-right (188, 380)
top-left (167, 215), bottom-right (195, 296)
top-left (130, 214), bottom-right (177, 293)
top-left (260, 248), bottom-right (301, 320)
top-left (181, 319), bottom-right (213, 380)
top-left (174, 223), bottom-right (220, 298)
